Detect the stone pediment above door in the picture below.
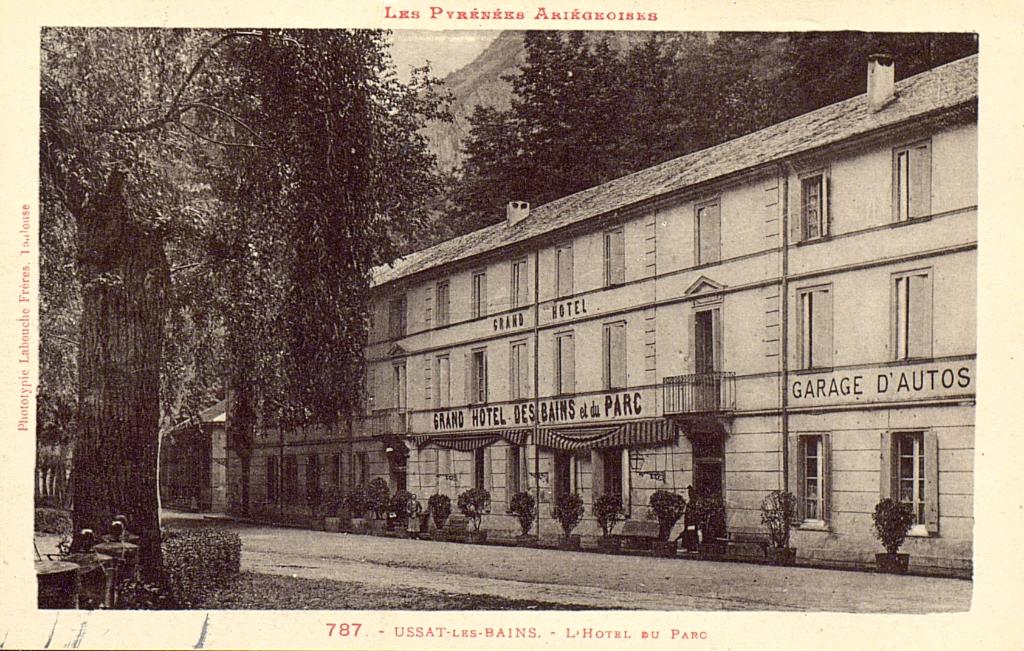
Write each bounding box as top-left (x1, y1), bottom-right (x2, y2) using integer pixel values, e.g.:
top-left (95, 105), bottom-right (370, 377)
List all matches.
top-left (387, 343), bottom-right (407, 358)
top-left (684, 275), bottom-right (727, 297)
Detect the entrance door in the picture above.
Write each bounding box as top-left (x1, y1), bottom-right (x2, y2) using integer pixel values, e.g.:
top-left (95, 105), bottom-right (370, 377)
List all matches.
top-left (694, 310), bottom-right (719, 410)
top-left (692, 432), bottom-right (725, 538)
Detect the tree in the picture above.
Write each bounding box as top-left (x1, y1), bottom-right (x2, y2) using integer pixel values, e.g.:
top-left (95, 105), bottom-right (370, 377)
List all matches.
top-left (40, 28), bottom-right (447, 581)
top-left (448, 31), bottom-right (976, 237)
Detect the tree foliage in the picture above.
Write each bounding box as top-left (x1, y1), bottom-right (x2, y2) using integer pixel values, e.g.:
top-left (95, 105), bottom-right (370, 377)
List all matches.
top-left (450, 31), bottom-right (977, 235)
top-left (39, 28), bottom-right (447, 578)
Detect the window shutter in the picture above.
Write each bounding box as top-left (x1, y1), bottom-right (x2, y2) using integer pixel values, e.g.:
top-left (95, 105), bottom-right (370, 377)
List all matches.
top-left (590, 450), bottom-right (605, 501)
top-left (909, 143), bottom-right (932, 219)
top-left (813, 289), bottom-right (833, 367)
top-left (824, 175), bottom-right (832, 237)
top-left (424, 358), bottom-right (432, 405)
top-left (879, 431), bottom-right (894, 499)
top-left (564, 335), bottom-right (575, 394)
top-left (924, 430), bottom-right (939, 533)
top-left (909, 273), bottom-right (932, 358)
top-left (558, 246), bottom-right (574, 296)
top-left (789, 182), bottom-right (803, 244)
top-left (464, 352), bottom-right (472, 405)
top-left (613, 231), bottom-right (625, 284)
top-left (479, 273), bottom-right (488, 317)
top-left (822, 433), bottom-right (832, 525)
top-left (701, 204), bottom-right (721, 264)
top-left (788, 434), bottom-right (803, 521)
top-left (505, 446), bottom-right (517, 496)
top-left (612, 325), bottom-right (626, 387)
top-left (520, 345), bottom-right (530, 399)
top-left (482, 351), bottom-right (488, 402)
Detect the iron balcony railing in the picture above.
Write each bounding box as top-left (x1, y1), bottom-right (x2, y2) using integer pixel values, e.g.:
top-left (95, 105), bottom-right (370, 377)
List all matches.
top-left (360, 409), bottom-right (408, 436)
top-left (662, 372), bottom-right (736, 414)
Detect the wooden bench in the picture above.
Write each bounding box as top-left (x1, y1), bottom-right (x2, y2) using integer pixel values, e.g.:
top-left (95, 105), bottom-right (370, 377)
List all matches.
top-left (612, 520), bottom-right (662, 551)
top-left (726, 532), bottom-right (772, 560)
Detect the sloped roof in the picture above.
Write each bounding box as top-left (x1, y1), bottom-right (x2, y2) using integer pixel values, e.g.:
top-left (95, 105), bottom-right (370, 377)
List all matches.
top-left (372, 55), bottom-right (977, 288)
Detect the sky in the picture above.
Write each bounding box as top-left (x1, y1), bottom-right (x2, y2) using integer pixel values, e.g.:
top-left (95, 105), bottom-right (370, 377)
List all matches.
top-left (387, 30), bottom-right (500, 81)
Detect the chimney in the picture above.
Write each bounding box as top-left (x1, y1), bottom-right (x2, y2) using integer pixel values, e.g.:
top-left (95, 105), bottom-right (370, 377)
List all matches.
top-left (506, 200), bottom-right (530, 227)
top-left (867, 53), bottom-right (896, 112)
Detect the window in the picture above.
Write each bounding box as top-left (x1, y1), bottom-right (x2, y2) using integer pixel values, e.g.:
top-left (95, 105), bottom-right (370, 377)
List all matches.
top-left (306, 455), bottom-right (320, 508)
top-left (506, 445), bottom-right (523, 496)
top-left (797, 285), bottom-right (833, 369)
top-left (282, 455), bottom-right (298, 503)
top-left (388, 295), bottom-right (407, 339)
top-left (893, 270), bottom-right (933, 360)
top-left (554, 452), bottom-right (581, 499)
top-left (601, 449), bottom-right (624, 499)
top-left (788, 433), bottom-right (831, 525)
top-left (800, 172), bottom-right (828, 240)
top-left (695, 200), bottom-right (721, 265)
top-left (554, 332), bottom-right (575, 395)
top-left (471, 271), bottom-right (488, 319)
top-left (435, 355), bottom-right (451, 408)
top-left (897, 432), bottom-right (925, 524)
top-left (510, 340), bottom-right (529, 401)
top-left (266, 456), bottom-right (279, 503)
top-left (393, 362), bottom-right (407, 410)
top-left (555, 243), bottom-right (574, 297)
top-left (603, 321), bottom-right (627, 389)
top-left (474, 448), bottom-right (486, 490)
top-left (330, 454), bottom-right (341, 485)
top-left (510, 258), bottom-right (528, 308)
top-left (435, 281), bottom-right (450, 326)
top-left (604, 228), bottom-right (625, 286)
top-left (881, 430), bottom-right (938, 533)
top-left (893, 141), bottom-right (932, 222)
top-left (469, 348), bottom-right (488, 404)
top-left (353, 451), bottom-right (368, 487)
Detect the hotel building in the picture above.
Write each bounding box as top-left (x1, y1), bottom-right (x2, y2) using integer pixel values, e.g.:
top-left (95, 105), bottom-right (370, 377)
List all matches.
top-left (230, 54), bottom-right (977, 575)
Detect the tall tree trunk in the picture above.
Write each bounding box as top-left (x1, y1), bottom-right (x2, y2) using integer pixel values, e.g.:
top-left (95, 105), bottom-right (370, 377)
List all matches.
top-left (71, 171), bottom-right (169, 582)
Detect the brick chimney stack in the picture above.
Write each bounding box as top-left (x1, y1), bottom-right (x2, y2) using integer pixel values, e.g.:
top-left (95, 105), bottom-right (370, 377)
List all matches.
top-left (507, 200), bottom-right (530, 227)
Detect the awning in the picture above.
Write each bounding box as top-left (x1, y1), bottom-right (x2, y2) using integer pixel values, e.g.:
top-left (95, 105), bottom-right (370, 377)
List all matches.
top-left (409, 428), bottom-right (530, 451)
top-left (535, 419), bottom-right (677, 451)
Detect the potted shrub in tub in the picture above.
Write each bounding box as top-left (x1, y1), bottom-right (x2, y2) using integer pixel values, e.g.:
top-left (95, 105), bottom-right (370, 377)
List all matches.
top-left (593, 493), bottom-right (624, 553)
top-left (552, 492), bottom-right (585, 551)
top-left (365, 477), bottom-right (390, 535)
top-left (760, 490), bottom-right (798, 566)
top-left (428, 493), bottom-right (451, 542)
top-left (691, 494), bottom-right (728, 560)
top-left (344, 487), bottom-right (369, 534)
top-left (872, 498), bottom-right (916, 574)
top-left (649, 490), bottom-right (687, 558)
top-left (320, 486), bottom-right (345, 533)
top-left (457, 487), bottom-right (491, 544)
top-left (509, 491), bottom-right (537, 546)
top-left (388, 490), bottom-right (417, 538)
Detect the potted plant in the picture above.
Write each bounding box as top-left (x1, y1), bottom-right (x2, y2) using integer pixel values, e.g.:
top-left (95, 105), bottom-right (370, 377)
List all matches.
top-left (387, 490), bottom-right (417, 538)
top-left (509, 491), bottom-right (537, 546)
top-left (872, 498), bottom-right (916, 574)
top-left (320, 486), bottom-right (345, 533)
top-left (365, 477), bottom-right (390, 535)
top-left (457, 487), bottom-right (491, 544)
top-left (344, 487), bottom-right (369, 534)
top-left (552, 492), bottom-right (585, 550)
top-left (760, 490), bottom-right (798, 566)
top-left (593, 493), bottom-right (624, 553)
top-left (690, 494), bottom-right (728, 560)
top-left (428, 493), bottom-right (451, 542)
top-left (649, 490), bottom-right (687, 558)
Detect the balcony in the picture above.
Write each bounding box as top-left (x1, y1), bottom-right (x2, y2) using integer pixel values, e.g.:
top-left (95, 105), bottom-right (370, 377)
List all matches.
top-left (663, 372), bottom-right (736, 415)
top-left (360, 409), bottom-right (408, 436)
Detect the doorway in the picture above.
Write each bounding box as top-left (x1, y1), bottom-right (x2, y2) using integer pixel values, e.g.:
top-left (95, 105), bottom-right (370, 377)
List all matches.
top-left (694, 309), bottom-right (720, 411)
top-left (692, 431), bottom-right (725, 538)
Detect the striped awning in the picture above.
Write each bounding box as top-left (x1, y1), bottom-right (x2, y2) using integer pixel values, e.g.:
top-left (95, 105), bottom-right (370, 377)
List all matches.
top-left (409, 428), bottom-right (530, 451)
top-left (535, 419), bottom-right (677, 451)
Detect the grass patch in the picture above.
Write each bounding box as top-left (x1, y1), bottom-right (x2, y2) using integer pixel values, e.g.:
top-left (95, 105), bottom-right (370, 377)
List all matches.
top-left (197, 572), bottom-right (603, 610)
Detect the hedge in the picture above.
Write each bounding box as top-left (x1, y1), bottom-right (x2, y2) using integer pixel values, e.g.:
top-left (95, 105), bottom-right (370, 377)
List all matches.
top-left (161, 528), bottom-right (242, 607)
